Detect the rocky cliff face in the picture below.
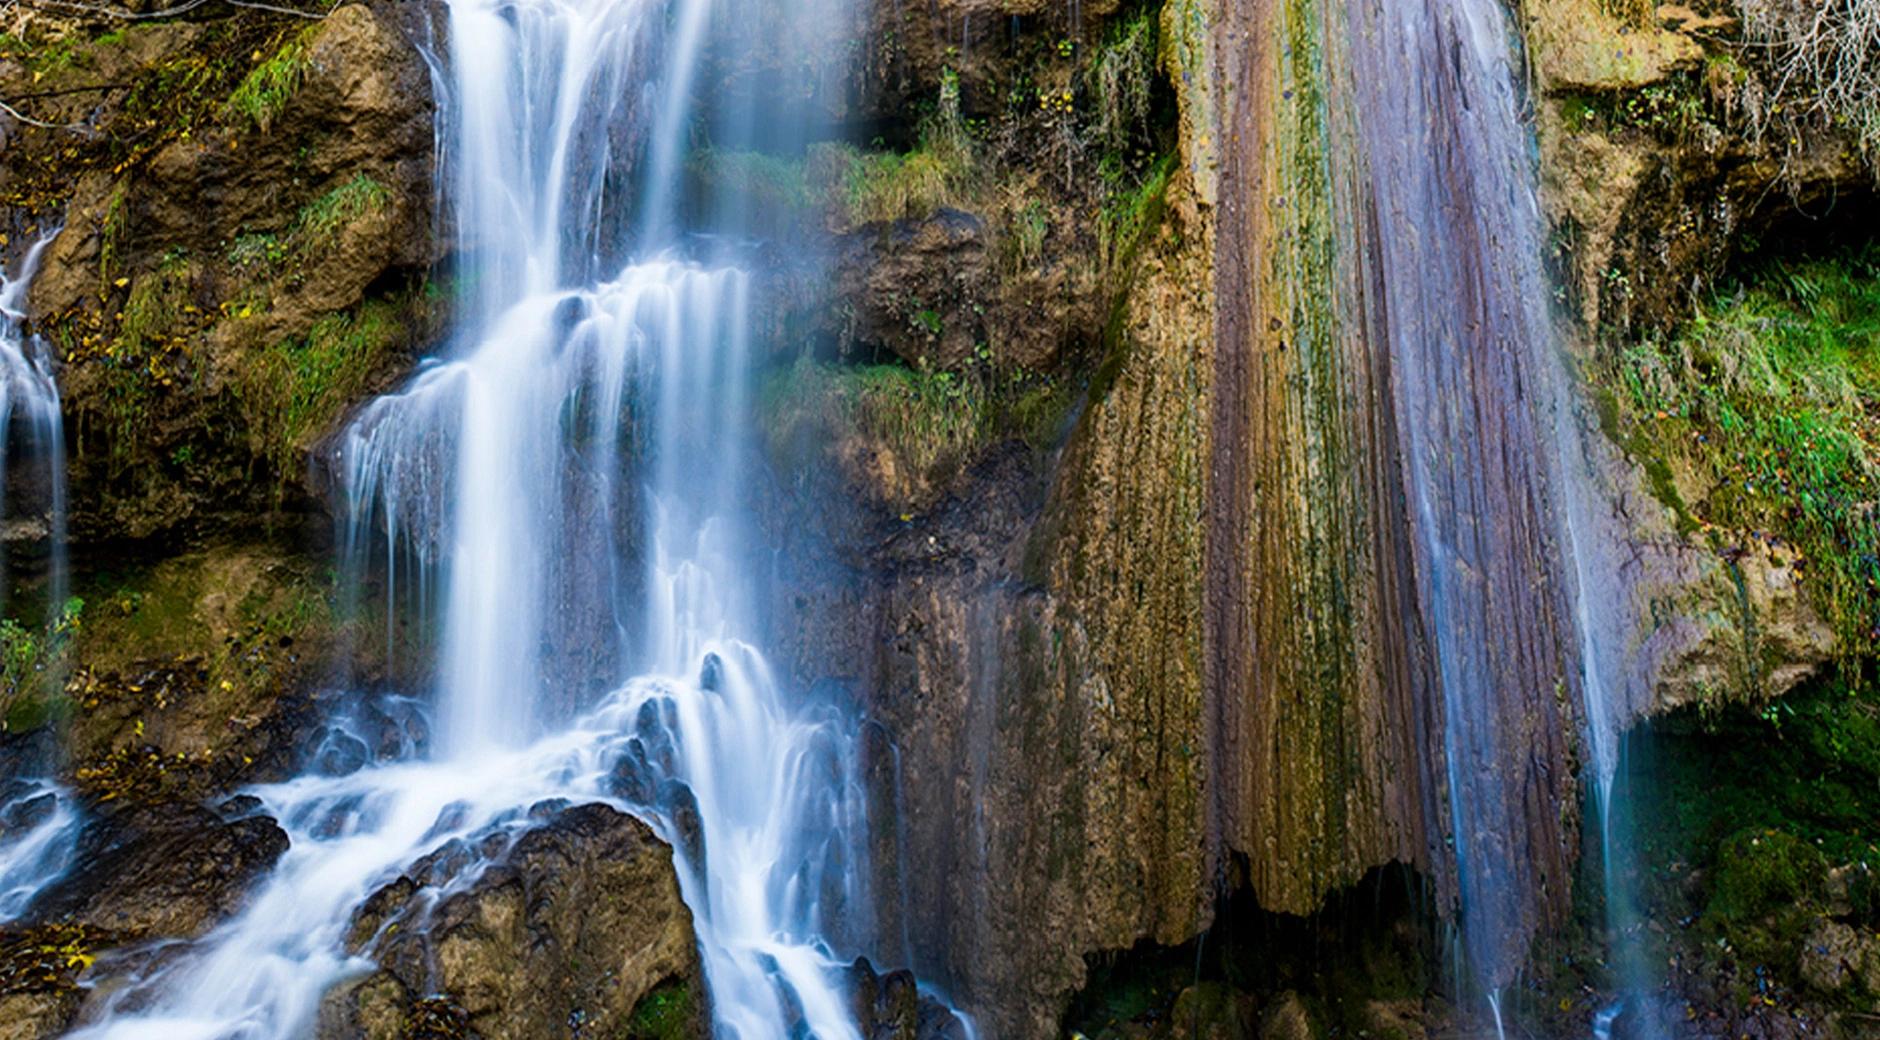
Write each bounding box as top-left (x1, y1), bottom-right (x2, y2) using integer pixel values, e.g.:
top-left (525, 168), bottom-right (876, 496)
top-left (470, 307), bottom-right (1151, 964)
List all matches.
top-left (760, 0), bottom-right (1869, 1033)
top-left (1, 0), bottom-right (1873, 1037)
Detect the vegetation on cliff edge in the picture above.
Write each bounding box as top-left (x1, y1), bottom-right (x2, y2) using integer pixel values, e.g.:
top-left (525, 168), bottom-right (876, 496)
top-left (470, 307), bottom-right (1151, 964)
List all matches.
top-left (1612, 241), bottom-right (1880, 673)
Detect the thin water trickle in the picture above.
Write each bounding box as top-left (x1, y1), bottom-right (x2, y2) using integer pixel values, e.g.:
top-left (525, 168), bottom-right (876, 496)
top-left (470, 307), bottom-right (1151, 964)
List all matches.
top-left (0, 779), bottom-right (79, 920)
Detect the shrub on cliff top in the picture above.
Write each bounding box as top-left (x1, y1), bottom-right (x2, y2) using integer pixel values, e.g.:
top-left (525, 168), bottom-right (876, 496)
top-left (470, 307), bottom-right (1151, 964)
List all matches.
top-left (1737, 0), bottom-right (1880, 160)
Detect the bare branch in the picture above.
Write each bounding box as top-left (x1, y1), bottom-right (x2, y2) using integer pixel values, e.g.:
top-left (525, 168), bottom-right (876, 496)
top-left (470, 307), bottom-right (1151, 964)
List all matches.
top-left (16, 0), bottom-right (326, 21)
top-left (0, 97), bottom-right (88, 130)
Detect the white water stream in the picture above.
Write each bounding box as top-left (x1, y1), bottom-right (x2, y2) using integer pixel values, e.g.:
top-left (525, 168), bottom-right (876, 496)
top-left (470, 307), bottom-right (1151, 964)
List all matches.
top-left (0, 231), bottom-right (79, 926)
top-left (54, 0), bottom-right (903, 1036)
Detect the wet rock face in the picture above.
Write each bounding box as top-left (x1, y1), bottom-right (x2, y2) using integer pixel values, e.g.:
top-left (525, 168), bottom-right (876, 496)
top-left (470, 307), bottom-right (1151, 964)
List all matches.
top-left (845, 957), bottom-right (970, 1040)
top-left (318, 802), bottom-right (707, 1040)
top-left (25, 801), bottom-right (287, 940)
top-left (825, 205), bottom-right (1101, 373)
top-left (4, 2), bottom-right (442, 545)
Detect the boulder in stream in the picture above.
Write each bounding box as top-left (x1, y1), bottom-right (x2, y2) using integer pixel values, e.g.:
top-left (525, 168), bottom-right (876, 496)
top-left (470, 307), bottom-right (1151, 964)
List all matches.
top-left (318, 801), bottom-right (707, 1040)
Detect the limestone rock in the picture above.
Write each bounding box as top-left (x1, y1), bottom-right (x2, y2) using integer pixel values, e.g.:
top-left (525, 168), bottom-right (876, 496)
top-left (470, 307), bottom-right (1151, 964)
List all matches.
top-left (1166, 983), bottom-right (1256, 1040)
top-left (26, 802), bottom-right (287, 940)
top-left (1259, 992), bottom-right (1317, 1040)
top-left (1357, 999), bottom-right (1428, 1040)
top-left (1795, 917), bottom-right (1880, 998)
top-left (1523, 0), bottom-right (1703, 92)
top-left (0, 990), bottom-right (78, 1040)
top-left (318, 802), bottom-right (707, 1040)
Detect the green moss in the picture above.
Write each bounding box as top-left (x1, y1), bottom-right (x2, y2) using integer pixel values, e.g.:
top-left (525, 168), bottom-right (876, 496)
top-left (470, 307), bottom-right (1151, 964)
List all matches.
top-left (1554, 74), bottom-right (1716, 142)
top-left (0, 598), bottom-right (84, 736)
top-left (1607, 243), bottom-right (1880, 671)
top-left (1098, 150), bottom-right (1175, 273)
top-left (1709, 829), bottom-right (1828, 925)
top-left (1631, 680), bottom-right (1880, 978)
top-left (227, 232), bottom-right (290, 271)
top-left (115, 252), bottom-right (194, 359)
top-left (763, 359), bottom-right (983, 477)
top-left (1086, 5), bottom-right (1159, 159)
top-left (686, 148), bottom-right (810, 234)
top-left (761, 354), bottom-right (1069, 507)
top-left (828, 73), bottom-right (978, 226)
top-left (296, 174), bottom-right (391, 254)
top-left (224, 27), bottom-right (316, 132)
top-left (623, 980), bottom-right (695, 1040)
top-left (234, 291), bottom-right (411, 476)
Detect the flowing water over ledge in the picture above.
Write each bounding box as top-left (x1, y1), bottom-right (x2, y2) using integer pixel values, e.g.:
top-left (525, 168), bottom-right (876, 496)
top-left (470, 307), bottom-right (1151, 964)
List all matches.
top-left (0, 232), bottom-right (78, 928)
top-left (40, 0), bottom-right (946, 1035)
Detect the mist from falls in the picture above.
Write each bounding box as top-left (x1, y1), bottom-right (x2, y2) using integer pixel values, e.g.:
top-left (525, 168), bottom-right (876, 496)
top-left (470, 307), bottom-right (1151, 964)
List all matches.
top-left (53, 0), bottom-right (915, 1037)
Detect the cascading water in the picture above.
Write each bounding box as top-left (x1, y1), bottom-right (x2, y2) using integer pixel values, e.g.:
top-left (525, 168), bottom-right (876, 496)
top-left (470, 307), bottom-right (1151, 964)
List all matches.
top-left (59, 0), bottom-right (920, 1037)
top-left (0, 232), bottom-right (80, 925)
top-left (0, 231), bottom-right (70, 609)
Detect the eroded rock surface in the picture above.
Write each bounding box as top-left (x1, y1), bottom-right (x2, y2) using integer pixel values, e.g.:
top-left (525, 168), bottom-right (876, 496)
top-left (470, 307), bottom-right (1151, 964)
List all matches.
top-left (26, 801), bottom-right (286, 941)
top-left (318, 802), bottom-right (707, 1040)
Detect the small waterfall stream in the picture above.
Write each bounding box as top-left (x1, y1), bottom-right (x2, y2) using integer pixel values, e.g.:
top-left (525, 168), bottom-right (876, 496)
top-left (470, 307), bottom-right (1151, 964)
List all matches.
top-left (0, 231), bottom-right (79, 925)
top-left (1342, 0), bottom-right (1653, 1022)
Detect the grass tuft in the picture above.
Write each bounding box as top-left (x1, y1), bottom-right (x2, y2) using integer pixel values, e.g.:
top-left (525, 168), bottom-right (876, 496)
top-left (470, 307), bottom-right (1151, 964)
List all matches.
top-left (296, 174), bottom-right (391, 253)
top-left (235, 293), bottom-right (410, 476)
top-left (224, 28), bottom-right (316, 132)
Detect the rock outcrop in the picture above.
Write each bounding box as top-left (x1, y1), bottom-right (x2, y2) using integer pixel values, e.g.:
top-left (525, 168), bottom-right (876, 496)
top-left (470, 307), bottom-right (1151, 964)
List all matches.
top-left (25, 800), bottom-right (287, 940)
top-left (762, 0), bottom-right (1865, 1034)
top-left (4, 2), bottom-right (441, 545)
top-left (318, 802), bottom-right (707, 1040)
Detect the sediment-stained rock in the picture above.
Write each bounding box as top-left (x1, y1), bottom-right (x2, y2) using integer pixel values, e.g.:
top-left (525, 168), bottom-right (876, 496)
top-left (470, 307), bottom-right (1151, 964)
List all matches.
top-left (318, 802), bottom-right (707, 1040)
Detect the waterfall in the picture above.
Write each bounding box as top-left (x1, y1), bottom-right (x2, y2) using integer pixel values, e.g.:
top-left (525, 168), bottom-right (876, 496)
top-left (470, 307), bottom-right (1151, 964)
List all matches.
top-left (1347, 0), bottom-right (1655, 1022)
top-left (0, 231), bottom-right (79, 926)
top-left (62, 0), bottom-right (918, 1036)
top-left (0, 231), bottom-right (70, 612)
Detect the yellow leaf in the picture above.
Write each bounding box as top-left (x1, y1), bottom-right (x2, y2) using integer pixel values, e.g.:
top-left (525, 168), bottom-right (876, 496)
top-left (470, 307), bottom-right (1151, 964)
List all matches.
top-left (114, 278), bottom-right (129, 288)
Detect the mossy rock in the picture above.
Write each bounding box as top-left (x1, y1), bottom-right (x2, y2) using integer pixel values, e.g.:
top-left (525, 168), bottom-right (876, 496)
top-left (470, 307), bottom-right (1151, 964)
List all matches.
top-left (1710, 829), bottom-right (1828, 924)
top-left (624, 980), bottom-right (698, 1040)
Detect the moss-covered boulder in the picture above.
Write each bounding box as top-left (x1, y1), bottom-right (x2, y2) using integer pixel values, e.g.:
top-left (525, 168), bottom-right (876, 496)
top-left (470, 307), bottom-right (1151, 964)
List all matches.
top-left (57, 542), bottom-right (385, 800)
